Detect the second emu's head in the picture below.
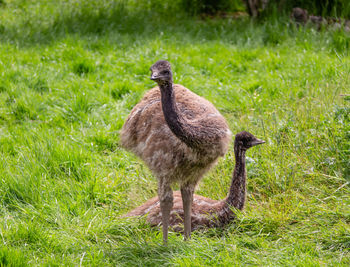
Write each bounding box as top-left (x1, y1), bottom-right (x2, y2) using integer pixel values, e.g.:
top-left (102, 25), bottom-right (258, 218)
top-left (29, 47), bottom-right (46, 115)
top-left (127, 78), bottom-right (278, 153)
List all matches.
top-left (150, 60), bottom-right (173, 84)
top-left (234, 131), bottom-right (265, 150)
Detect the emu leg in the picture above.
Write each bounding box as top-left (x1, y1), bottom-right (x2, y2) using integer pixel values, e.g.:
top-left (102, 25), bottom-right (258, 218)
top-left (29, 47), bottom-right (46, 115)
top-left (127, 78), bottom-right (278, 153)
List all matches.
top-left (158, 178), bottom-right (173, 245)
top-left (181, 184), bottom-right (194, 240)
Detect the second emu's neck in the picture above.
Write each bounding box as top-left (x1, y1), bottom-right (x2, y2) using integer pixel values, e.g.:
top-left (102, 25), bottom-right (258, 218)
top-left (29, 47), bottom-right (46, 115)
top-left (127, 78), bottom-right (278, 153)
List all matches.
top-left (217, 145), bottom-right (246, 224)
top-left (159, 81), bottom-right (197, 148)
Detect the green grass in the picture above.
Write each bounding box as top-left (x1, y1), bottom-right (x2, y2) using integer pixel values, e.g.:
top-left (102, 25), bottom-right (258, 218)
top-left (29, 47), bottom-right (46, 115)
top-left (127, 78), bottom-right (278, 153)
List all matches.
top-left (0, 0), bottom-right (349, 266)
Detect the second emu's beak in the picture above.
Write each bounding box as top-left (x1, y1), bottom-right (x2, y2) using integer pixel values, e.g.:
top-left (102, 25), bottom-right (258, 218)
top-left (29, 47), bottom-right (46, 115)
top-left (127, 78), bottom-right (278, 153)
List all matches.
top-left (251, 139), bottom-right (265, 146)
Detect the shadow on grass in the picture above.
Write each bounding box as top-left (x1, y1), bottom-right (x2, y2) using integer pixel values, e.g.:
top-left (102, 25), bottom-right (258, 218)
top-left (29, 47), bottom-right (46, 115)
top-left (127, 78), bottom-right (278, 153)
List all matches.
top-left (1, 0), bottom-right (349, 53)
top-left (106, 242), bottom-right (183, 266)
top-left (103, 215), bottom-right (268, 265)
top-left (0, 1), bottom-right (197, 46)
top-left (0, 0), bottom-right (291, 48)
top-left (101, 218), bottom-right (187, 266)
top-left (0, 2), bottom-right (149, 45)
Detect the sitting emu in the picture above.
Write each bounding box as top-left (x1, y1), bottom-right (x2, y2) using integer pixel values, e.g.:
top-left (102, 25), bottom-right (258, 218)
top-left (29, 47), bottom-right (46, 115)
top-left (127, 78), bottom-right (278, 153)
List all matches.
top-left (125, 131), bottom-right (265, 232)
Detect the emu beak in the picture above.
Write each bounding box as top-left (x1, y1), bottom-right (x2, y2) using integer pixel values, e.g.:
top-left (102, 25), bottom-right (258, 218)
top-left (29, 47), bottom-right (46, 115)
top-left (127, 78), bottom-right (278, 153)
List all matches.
top-left (251, 139), bottom-right (265, 146)
top-left (150, 72), bottom-right (159, 80)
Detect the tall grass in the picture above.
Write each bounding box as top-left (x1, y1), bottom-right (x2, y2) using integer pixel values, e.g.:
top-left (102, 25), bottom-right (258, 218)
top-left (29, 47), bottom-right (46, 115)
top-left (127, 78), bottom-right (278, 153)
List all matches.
top-left (268, 0), bottom-right (350, 18)
top-left (0, 0), bottom-right (349, 265)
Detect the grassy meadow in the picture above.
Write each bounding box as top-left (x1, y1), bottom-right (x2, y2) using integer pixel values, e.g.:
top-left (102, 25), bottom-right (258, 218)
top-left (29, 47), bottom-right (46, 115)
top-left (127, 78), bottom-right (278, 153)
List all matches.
top-left (0, 0), bottom-right (349, 265)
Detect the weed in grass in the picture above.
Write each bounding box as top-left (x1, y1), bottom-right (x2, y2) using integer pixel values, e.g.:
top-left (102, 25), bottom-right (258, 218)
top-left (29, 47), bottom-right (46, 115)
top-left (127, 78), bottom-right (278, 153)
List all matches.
top-left (0, 246), bottom-right (28, 267)
top-left (73, 61), bottom-right (95, 76)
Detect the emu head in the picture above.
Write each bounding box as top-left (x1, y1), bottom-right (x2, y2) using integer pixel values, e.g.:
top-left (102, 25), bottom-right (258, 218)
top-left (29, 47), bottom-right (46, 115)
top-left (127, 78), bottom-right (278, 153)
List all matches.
top-left (150, 60), bottom-right (173, 84)
top-left (235, 131), bottom-right (265, 150)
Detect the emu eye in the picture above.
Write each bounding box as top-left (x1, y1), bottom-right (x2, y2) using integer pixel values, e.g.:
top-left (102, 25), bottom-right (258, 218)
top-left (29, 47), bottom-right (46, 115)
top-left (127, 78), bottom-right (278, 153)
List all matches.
top-left (162, 70), bottom-right (169, 75)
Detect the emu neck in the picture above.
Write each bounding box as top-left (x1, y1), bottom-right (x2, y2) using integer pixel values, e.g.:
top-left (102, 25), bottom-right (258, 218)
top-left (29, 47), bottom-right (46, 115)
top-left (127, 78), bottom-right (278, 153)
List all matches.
top-left (159, 81), bottom-right (197, 148)
top-left (227, 146), bottom-right (246, 209)
top-left (217, 145), bottom-right (246, 224)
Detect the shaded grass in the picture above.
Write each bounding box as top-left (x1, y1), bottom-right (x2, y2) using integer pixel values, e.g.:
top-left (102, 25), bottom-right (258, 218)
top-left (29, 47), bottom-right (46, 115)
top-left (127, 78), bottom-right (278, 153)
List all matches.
top-left (0, 0), bottom-right (349, 266)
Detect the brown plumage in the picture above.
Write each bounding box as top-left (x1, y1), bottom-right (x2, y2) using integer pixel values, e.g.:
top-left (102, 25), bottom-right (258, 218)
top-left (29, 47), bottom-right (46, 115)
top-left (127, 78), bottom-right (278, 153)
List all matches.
top-left (291, 7), bottom-right (309, 25)
top-left (125, 131), bottom-right (265, 232)
top-left (120, 60), bottom-right (232, 244)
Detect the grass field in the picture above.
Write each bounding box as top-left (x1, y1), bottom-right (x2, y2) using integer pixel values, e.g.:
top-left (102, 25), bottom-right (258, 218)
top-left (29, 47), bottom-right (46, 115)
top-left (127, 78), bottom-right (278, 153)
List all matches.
top-left (0, 0), bottom-right (349, 266)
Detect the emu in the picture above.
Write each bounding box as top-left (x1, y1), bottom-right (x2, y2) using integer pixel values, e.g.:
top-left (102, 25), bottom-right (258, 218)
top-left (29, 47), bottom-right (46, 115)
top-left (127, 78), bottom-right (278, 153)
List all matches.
top-left (126, 131), bottom-right (265, 231)
top-left (120, 60), bottom-right (232, 244)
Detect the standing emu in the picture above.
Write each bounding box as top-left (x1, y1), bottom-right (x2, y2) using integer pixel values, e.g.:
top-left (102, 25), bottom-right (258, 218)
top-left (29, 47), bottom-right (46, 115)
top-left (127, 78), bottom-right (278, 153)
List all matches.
top-left (120, 60), bottom-right (232, 244)
top-left (126, 131), bottom-right (264, 231)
